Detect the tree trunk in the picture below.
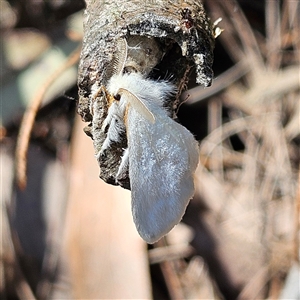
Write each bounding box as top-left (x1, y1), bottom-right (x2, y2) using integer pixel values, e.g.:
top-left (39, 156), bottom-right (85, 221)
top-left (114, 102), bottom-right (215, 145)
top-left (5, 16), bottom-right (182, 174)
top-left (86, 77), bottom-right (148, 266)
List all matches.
top-left (77, 0), bottom-right (215, 188)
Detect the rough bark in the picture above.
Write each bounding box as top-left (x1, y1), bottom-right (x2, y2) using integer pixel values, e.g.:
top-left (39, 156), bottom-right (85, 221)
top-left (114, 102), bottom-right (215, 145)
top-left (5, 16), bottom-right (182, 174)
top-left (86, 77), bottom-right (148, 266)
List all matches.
top-left (77, 0), bottom-right (215, 188)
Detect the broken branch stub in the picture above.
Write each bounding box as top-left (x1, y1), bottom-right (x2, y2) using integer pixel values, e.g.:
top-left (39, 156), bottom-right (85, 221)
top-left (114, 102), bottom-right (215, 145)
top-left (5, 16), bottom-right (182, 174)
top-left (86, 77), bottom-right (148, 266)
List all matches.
top-left (77, 0), bottom-right (215, 189)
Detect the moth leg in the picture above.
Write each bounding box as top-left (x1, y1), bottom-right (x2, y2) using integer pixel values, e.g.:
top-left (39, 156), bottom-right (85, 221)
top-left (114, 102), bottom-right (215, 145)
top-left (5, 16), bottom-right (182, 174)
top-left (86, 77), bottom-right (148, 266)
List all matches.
top-left (101, 101), bottom-right (118, 132)
top-left (116, 148), bottom-right (129, 181)
top-left (90, 84), bottom-right (109, 117)
top-left (100, 113), bottom-right (125, 155)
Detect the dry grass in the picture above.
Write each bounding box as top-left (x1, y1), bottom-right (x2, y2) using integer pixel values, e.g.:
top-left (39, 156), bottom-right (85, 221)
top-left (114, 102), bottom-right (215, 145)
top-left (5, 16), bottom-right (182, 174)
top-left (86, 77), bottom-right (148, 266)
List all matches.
top-left (182, 0), bottom-right (300, 298)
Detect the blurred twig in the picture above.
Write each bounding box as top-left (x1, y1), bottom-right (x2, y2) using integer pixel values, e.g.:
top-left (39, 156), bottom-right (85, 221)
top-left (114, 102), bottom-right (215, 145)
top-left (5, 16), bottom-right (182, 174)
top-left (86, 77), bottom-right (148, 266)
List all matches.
top-left (183, 60), bottom-right (250, 105)
top-left (15, 45), bottom-right (81, 190)
top-left (155, 239), bottom-right (185, 300)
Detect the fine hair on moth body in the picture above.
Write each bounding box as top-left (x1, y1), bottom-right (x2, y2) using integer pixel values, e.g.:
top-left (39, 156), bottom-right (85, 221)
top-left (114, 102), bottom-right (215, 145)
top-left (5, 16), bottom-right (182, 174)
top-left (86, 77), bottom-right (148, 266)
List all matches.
top-left (100, 37), bottom-right (200, 243)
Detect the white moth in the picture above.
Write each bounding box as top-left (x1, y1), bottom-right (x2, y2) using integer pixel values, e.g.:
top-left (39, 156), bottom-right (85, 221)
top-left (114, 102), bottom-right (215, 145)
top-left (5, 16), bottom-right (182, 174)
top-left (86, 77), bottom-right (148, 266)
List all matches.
top-left (101, 40), bottom-right (199, 244)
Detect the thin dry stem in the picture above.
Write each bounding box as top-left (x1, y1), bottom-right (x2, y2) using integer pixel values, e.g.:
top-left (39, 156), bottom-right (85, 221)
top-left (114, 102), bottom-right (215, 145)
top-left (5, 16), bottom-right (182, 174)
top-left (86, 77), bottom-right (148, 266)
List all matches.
top-left (266, 0), bottom-right (282, 70)
top-left (15, 45), bottom-right (81, 190)
top-left (155, 239), bottom-right (185, 300)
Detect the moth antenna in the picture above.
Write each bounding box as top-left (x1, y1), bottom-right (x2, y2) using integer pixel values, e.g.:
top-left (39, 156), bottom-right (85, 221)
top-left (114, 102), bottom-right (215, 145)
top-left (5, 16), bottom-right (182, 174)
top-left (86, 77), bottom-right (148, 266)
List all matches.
top-left (112, 38), bottom-right (128, 76)
top-left (118, 88), bottom-right (155, 124)
top-left (105, 38), bottom-right (128, 79)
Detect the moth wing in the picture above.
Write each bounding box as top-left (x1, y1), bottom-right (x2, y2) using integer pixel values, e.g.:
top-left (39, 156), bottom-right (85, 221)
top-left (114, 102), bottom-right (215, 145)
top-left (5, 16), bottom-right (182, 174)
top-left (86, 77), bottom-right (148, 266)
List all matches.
top-left (119, 88), bottom-right (155, 124)
top-left (127, 107), bottom-right (199, 243)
